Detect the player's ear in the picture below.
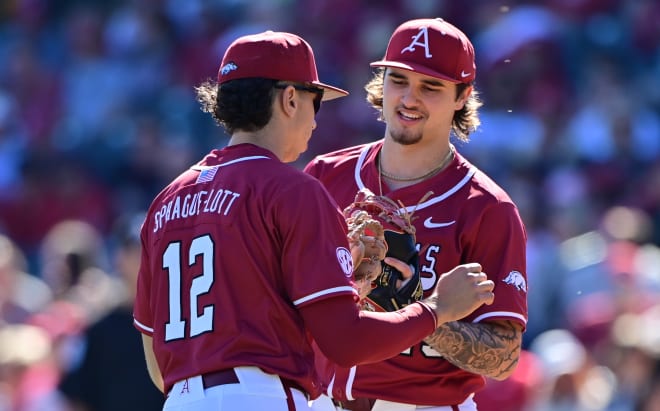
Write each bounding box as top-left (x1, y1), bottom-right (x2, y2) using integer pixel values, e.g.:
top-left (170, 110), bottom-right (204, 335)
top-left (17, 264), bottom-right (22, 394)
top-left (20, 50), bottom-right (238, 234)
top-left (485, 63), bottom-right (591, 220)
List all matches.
top-left (276, 85), bottom-right (297, 117)
top-left (454, 85), bottom-right (472, 110)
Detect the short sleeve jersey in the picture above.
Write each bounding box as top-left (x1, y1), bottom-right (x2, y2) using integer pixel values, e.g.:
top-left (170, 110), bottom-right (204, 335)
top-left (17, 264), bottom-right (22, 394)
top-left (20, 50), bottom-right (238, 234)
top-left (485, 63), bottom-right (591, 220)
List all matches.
top-left (134, 144), bottom-right (357, 395)
top-left (304, 141), bottom-right (528, 405)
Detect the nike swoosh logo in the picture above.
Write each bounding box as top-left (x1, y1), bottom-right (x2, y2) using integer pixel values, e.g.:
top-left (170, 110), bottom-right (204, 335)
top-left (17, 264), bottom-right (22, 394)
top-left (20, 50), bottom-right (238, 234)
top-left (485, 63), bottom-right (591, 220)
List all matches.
top-left (423, 217), bottom-right (456, 228)
top-left (460, 70), bottom-right (471, 78)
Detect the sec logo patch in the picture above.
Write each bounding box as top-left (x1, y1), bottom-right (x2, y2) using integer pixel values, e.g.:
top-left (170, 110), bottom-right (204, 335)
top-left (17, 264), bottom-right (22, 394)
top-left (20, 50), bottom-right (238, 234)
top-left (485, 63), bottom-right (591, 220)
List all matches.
top-left (336, 247), bottom-right (353, 276)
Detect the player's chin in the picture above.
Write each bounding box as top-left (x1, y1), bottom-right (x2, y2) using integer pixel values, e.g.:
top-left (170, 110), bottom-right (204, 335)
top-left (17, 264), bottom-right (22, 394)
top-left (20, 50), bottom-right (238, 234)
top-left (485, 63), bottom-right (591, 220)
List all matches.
top-left (389, 128), bottom-right (422, 146)
top-left (299, 140), bottom-right (310, 156)
top-left (285, 147), bottom-right (306, 163)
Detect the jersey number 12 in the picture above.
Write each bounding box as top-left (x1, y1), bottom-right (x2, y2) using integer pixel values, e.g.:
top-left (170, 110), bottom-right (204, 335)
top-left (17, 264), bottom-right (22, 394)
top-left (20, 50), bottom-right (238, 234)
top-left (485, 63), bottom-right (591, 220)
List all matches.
top-left (162, 234), bottom-right (215, 341)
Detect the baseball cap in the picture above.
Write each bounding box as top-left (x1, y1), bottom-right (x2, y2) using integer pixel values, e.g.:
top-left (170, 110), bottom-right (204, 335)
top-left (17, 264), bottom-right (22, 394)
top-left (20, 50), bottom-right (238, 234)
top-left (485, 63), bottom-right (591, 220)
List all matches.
top-left (371, 18), bottom-right (476, 84)
top-left (217, 30), bottom-right (348, 101)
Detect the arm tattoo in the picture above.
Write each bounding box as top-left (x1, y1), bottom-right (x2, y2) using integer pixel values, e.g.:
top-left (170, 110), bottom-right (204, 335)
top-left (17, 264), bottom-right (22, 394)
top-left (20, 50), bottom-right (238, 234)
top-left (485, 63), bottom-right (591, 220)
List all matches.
top-left (423, 320), bottom-right (523, 380)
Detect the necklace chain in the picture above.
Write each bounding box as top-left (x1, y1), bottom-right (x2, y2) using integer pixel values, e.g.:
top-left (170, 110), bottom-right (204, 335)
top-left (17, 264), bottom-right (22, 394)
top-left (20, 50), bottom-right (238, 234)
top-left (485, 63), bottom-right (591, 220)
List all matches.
top-left (379, 145), bottom-right (455, 182)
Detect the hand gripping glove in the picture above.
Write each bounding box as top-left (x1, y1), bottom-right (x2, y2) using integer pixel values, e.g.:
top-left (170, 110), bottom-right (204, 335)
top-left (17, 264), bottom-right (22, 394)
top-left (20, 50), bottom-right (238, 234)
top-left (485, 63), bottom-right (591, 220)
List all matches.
top-left (343, 188), bottom-right (426, 311)
top-left (345, 206), bottom-right (388, 298)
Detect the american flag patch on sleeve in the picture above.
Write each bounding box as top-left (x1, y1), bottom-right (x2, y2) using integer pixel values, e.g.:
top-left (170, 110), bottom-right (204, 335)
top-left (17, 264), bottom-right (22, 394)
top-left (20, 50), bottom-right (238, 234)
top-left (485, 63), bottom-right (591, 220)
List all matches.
top-left (196, 166), bottom-right (218, 183)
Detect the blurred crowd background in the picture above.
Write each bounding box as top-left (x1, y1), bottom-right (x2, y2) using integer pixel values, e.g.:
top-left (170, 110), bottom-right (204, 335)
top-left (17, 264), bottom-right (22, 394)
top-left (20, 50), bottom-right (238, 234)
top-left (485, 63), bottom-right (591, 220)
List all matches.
top-left (0, 0), bottom-right (658, 410)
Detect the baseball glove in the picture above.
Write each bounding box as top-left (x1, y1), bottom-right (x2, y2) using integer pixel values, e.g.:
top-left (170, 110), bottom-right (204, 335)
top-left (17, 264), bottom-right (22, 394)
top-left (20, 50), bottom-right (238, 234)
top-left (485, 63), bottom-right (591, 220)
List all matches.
top-left (345, 205), bottom-right (388, 299)
top-left (343, 188), bottom-right (426, 312)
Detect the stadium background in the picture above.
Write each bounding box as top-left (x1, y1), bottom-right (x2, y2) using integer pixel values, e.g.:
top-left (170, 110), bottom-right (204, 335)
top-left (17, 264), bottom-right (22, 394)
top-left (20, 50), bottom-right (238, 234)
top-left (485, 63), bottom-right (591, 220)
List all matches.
top-left (0, 0), bottom-right (658, 410)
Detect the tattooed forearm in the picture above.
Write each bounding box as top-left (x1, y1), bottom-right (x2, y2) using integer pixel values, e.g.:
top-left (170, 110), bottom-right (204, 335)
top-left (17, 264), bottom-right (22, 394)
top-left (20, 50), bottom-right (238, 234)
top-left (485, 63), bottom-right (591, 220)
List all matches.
top-left (423, 320), bottom-right (523, 380)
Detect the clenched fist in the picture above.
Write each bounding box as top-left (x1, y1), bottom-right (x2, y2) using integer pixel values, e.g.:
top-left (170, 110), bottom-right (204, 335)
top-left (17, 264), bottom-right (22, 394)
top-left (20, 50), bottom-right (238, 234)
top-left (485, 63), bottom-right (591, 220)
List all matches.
top-left (420, 263), bottom-right (495, 327)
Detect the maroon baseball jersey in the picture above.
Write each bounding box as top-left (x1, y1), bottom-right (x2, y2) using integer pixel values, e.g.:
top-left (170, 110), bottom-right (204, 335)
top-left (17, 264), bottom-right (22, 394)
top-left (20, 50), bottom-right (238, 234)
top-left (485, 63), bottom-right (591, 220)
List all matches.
top-left (133, 143), bottom-right (358, 395)
top-left (304, 141), bottom-right (528, 405)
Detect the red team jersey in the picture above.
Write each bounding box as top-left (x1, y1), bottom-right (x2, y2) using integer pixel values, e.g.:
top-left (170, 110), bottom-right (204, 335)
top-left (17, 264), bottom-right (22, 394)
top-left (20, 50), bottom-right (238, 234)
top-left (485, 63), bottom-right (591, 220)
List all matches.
top-left (304, 141), bottom-right (528, 406)
top-left (133, 143), bottom-right (358, 396)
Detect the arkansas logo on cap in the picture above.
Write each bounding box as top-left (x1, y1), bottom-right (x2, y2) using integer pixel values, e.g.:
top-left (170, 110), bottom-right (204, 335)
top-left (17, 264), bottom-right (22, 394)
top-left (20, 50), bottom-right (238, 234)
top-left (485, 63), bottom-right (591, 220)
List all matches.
top-left (371, 18), bottom-right (476, 84)
top-left (401, 26), bottom-right (434, 58)
top-left (220, 62), bottom-right (238, 76)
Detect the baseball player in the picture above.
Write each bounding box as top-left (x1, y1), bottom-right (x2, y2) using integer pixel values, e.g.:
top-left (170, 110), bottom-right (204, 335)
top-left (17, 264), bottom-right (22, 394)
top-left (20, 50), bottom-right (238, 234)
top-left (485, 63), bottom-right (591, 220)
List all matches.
top-left (133, 30), bottom-right (496, 411)
top-left (305, 18), bottom-right (528, 411)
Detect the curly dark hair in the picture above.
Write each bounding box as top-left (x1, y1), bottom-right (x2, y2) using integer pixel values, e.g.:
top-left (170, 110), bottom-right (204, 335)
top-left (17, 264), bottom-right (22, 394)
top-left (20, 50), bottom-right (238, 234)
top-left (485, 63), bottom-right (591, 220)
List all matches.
top-left (195, 78), bottom-right (279, 135)
top-left (364, 68), bottom-right (482, 142)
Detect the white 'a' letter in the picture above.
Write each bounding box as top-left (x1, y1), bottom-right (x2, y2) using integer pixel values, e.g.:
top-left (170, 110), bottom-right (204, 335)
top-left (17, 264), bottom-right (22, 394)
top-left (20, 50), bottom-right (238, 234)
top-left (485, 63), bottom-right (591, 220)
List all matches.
top-left (401, 27), bottom-right (432, 58)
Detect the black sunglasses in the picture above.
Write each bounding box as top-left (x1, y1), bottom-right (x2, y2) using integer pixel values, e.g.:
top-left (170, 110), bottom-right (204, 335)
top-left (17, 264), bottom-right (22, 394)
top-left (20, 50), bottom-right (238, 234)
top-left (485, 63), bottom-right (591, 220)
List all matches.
top-left (274, 83), bottom-right (324, 114)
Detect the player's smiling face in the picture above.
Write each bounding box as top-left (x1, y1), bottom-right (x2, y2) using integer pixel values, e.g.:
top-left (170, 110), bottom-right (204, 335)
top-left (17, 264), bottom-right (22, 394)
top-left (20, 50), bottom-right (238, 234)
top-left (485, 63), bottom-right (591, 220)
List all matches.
top-left (381, 68), bottom-right (462, 145)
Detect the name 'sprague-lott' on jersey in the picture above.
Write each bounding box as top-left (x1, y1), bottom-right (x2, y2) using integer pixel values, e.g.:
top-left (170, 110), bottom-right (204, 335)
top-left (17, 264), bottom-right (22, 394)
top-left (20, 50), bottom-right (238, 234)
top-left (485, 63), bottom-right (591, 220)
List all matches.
top-left (133, 143), bottom-right (359, 396)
